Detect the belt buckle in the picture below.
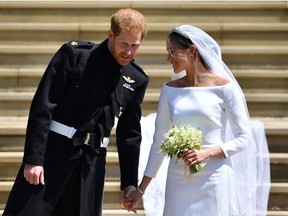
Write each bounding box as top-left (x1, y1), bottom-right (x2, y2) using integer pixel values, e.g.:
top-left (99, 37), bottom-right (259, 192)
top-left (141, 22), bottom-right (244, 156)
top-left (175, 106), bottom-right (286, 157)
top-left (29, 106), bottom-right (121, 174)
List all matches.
top-left (84, 133), bottom-right (91, 145)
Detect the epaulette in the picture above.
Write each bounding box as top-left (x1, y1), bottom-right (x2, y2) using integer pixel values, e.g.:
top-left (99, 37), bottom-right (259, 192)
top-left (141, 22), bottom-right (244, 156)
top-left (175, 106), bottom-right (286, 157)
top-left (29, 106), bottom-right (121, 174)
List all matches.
top-left (68, 40), bottom-right (95, 50)
top-left (131, 59), bottom-right (148, 77)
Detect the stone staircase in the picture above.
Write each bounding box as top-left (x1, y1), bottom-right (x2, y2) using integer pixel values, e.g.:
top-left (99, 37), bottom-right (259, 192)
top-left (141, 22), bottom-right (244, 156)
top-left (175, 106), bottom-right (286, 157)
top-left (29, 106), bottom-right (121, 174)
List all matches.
top-left (0, 1), bottom-right (288, 215)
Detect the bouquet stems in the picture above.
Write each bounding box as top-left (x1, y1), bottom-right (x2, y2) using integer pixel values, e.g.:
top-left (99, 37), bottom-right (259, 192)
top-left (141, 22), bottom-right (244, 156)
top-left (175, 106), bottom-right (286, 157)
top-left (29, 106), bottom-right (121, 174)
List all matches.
top-left (189, 163), bottom-right (204, 174)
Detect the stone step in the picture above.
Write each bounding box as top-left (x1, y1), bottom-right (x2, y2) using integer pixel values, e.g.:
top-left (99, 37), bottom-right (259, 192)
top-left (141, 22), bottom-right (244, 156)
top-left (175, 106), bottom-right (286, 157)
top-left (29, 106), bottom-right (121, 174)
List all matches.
top-left (0, 22), bottom-right (287, 46)
top-left (0, 151), bottom-right (120, 181)
top-left (0, 209), bottom-right (144, 216)
top-left (0, 210), bottom-right (287, 216)
top-left (268, 212), bottom-right (288, 216)
top-left (1, 66), bottom-right (287, 93)
top-left (0, 91), bottom-right (287, 117)
top-left (0, 150), bottom-right (287, 182)
top-left (0, 0), bottom-right (286, 24)
top-left (0, 180), bottom-right (143, 211)
top-left (0, 117), bottom-right (287, 151)
top-left (268, 183), bottom-right (288, 211)
top-left (146, 68), bottom-right (288, 94)
top-left (270, 153), bottom-right (288, 164)
top-left (260, 117), bottom-right (288, 154)
top-left (0, 44), bottom-right (288, 67)
top-left (143, 90), bottom-right (288, 117)
top-left (270, 153), bottom-right (288, 182)
top-left (0, 180), bottom-right (287, 213)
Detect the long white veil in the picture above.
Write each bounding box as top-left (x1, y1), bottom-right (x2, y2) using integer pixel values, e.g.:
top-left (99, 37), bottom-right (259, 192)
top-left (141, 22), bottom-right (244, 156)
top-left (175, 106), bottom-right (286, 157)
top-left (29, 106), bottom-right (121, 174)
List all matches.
top-left (139, 25), bottom-right (270, 216)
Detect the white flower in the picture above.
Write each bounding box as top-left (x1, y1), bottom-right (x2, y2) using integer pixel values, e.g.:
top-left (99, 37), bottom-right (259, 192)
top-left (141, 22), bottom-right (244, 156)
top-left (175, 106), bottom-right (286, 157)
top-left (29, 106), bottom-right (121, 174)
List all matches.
top-left (160, 124), bottom-right (204, 174)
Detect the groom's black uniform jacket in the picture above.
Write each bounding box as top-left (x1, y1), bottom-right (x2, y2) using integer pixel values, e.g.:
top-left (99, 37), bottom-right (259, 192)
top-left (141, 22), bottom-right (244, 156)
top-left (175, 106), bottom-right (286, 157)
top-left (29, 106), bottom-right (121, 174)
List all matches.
top-left (3, 39), bottom-right (149, 216)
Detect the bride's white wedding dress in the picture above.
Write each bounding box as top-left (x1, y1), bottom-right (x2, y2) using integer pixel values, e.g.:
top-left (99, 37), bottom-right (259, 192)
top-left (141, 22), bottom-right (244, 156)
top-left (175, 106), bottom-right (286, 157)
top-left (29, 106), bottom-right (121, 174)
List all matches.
top-left (143, 82), bottom-right (257, 216)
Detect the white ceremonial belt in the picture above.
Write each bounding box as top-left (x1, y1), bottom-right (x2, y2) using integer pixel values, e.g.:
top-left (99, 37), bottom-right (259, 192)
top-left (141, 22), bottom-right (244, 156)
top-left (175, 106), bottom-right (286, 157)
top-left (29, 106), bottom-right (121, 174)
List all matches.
top-left (49, 120), bottom-right (77, 139)
top-left (49, 120), bottom-right (109, 148)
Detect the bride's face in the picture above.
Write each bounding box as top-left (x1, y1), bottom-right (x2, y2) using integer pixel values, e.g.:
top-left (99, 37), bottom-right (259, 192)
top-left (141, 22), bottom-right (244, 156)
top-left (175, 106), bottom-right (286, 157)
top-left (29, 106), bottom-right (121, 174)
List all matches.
top-left (166, 41), bottom-right (192, 73)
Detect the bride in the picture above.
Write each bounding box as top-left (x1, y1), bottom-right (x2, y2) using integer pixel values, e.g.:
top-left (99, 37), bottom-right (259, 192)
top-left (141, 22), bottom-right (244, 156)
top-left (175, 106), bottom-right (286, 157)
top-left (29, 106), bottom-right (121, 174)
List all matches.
top-left (124, 25), bottom-right (257, 215)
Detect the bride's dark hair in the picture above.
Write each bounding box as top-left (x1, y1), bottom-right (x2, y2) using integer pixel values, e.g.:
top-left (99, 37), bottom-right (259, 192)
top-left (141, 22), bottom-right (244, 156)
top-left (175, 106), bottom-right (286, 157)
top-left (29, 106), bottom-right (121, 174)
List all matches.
top-left (168, 31), bottom-right (193, 49)
top-left (168, 31), bottom-right (207, 69)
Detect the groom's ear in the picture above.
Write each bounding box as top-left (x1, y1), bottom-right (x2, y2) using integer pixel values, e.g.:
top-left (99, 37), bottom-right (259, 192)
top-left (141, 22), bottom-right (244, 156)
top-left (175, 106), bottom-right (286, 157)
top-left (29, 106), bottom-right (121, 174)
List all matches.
top-left (108, 30), bottom-right (115, 41)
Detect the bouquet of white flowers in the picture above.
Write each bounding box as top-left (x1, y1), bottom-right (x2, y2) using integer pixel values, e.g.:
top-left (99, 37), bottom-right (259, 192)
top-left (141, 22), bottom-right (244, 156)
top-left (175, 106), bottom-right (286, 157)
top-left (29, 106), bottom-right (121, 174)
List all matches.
top-left (160, 124), bottom-right (204, 174)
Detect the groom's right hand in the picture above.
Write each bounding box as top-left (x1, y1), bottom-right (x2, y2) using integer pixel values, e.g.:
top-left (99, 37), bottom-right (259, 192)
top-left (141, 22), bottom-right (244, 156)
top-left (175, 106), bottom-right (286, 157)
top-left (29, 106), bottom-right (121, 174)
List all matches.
top-left (23, 163), bottom-right (45, 185)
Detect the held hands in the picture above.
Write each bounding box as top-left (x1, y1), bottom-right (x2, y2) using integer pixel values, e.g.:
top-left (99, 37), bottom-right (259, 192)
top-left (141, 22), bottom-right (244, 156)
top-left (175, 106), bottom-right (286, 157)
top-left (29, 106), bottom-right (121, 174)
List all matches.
top-left (23, 164), bottom-right (45, 185)
top-left (121, 185), bottom-right (143, 213)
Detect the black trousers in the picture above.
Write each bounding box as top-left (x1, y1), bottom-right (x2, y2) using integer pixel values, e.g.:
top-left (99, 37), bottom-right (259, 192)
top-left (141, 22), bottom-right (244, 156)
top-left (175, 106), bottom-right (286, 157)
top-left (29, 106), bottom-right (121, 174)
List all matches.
top-left (52, 145), bottom-right (107, 216)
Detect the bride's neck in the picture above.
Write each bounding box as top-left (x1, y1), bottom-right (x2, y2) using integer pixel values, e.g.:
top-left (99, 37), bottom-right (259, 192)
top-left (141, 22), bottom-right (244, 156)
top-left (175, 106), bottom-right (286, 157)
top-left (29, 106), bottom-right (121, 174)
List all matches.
top-left (185, 64), bottom-right (210, 86)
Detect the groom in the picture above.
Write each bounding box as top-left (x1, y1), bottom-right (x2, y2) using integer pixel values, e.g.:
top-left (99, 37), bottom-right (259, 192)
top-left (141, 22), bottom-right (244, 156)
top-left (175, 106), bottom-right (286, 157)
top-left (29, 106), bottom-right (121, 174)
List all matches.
top-left (3, 8), bottom-right (149, 216)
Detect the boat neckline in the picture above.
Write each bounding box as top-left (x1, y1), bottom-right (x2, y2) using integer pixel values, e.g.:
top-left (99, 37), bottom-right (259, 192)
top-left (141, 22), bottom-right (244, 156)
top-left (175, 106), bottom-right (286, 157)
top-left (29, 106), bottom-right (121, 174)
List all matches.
top-left (163, 81), bottom-right (232, 89)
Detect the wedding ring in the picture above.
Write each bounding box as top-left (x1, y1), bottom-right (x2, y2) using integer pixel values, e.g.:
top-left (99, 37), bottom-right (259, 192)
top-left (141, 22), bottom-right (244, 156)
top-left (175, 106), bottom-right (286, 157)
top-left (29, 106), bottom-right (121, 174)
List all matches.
top-left (188, 158), bottom-right (192, 162)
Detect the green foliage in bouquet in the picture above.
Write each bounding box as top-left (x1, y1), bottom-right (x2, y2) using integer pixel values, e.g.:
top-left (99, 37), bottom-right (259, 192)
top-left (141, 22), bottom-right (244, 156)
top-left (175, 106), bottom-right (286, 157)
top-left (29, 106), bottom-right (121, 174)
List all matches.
top-left (160, 125), bottom-right (204, 174)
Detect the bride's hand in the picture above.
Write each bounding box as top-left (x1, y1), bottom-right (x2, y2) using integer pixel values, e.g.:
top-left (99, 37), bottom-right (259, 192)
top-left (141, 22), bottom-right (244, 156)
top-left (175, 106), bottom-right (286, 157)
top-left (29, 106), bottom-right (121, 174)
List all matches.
top-left (181, 149), bottom-right (208, 165)
top-left (182, 146), bottom-right (224, 165)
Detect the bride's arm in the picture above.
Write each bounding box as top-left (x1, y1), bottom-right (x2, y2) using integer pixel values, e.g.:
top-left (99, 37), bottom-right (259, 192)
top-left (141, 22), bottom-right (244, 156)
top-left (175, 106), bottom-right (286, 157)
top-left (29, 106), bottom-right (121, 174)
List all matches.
top-left (124, 84), bottom-right (172, 212)
top-left (144, 85), bottom-right (172, 177)
top-left (219, 83), bottom-right (252, 158)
